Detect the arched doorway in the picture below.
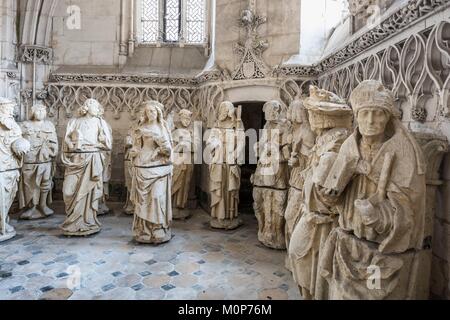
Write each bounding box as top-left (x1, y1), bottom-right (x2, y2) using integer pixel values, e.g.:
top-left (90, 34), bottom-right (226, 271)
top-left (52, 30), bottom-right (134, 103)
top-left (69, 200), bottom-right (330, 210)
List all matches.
top-left (235, 101), bottom-right (265, 215)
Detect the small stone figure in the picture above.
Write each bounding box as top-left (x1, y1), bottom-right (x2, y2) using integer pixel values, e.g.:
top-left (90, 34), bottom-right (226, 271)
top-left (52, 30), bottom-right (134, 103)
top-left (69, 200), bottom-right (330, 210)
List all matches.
top-left (129, 101), bottom-right (173, 244)
top-left (207, 101), bottom-right (245, 230)
top-left (172, 109), bottom-right (196, 220)
top-left (98, 106), bottom-right (113, 216)
top-left (284, 96), bottom-right (316, 269)
top-left (318, 81), bottom-right (428, 300)
top-left (288, 86), bottom-right (353, 300)
top-left (252, 100), bottom-right (290, 249)
top-left (61, 99), bottom-right (113, 236)
top-left (123, 122), bottom-right (138, 215)
top-left (18, 103), bottom-right (58, 220)
top-left (0, 98), bottom-right (31, 242)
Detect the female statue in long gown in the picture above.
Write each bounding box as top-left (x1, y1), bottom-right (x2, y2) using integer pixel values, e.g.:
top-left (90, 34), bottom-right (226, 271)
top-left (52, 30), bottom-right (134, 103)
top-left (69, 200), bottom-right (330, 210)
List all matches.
top-left (18, 103), bottom-right (58, 220)
top-left (0, 98), bottom-right (30, 242)
top-left (172, 109), bottom-right (196, 220)
top-left (318, 81), bottom-right (428, 300)
top-left (129, 101), bottom-right (173, 244)
top-left (61, 99), bottom-right (112, 236)
top-left (207, 101), bottom-right (245, 230)
top-left (252, 100), bottom-right (290, 249)
top-left (284, 96), bottom-right (316, 269)
top-left (288, 86), bottom-right (353, 300)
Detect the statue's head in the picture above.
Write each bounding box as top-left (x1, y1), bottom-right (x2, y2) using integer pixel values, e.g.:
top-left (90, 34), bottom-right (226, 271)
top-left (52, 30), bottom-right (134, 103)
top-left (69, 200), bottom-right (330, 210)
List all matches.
top-left (0, 97), bottom-right (16, 117)
top-left (263, 100), bottom-right (283, 122)
top-left (305, 87), bottom-right (353, 132)
top-left (31, 103), bottom-right (47, 121)
top-left (142, 100), bottom-right (164, 124)
top-left (178, 109), bottom-right (192, 127)
top-left (80, 99), bottom-right (101, 117)
top-left (288, 95), bottom-right (308, 124)
top-left (218, 101), bottom-right (235, 122)
top-left (350, 80), bottom-right (398, 138)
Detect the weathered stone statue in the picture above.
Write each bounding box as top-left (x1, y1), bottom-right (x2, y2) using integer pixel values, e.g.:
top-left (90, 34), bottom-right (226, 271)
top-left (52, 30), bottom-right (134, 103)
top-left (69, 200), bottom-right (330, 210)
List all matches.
top-left (288, 86), bottom-right (353, 300)
top-left (61, 99), bottom-right (113, 236)
top-left (0, 98), bottom-right (31, 242)
top-left (252, 100), bottom-right (290, 249)
top-left (318, 80), bottom-right (428, 300)
top-left (98, 106), bottom-right (113, 216)
top-left (284, 96), bottom-right (316, 269)
top-left (172, 109), bottom-right (196, 220)
top-left (123, 122), bottom-right (138, 215)
top-left (129, 101), bottom-right (173, 244)
top-left (207, 101), bottom-right (245, 230)
top-left (18, 104), bottom-right (58, 220)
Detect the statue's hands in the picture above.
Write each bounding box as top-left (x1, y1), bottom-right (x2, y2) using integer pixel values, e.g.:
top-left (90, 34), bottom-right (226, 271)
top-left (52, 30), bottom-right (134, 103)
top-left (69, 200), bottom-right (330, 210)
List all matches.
top-left (354, 198), bottom-right (379, 226)
top-left (128, 148), bottom-right (138, 159)
top-left (288, 155), bottom-right (299, 167)
top-left (12, 138), bottom-right (31, 157)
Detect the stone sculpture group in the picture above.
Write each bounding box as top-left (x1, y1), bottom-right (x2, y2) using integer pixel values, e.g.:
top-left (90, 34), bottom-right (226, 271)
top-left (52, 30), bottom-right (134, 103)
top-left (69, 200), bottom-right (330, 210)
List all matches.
top-left (0, 80), bottom-right (433, 299)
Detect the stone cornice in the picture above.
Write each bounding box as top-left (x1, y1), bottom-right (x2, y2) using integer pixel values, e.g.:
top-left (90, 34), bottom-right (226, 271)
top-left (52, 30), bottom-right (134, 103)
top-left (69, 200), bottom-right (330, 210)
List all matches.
top-left (47, 0), bottom-right (449, 86)
top-left (278, 0), bottom-right (450, 77)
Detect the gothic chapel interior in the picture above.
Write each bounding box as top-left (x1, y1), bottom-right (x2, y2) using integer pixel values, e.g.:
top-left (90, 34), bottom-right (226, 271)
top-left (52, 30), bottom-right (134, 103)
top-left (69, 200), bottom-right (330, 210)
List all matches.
top-left (1, 0), bottom-right (450, 301)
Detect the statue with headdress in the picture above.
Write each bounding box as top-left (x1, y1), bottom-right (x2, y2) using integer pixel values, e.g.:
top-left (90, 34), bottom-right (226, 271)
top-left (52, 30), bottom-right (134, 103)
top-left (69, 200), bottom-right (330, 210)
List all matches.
top-left (171, 109), bottom-right (197, 220)
top-left (288, 86), bottom-right (353, 300)
top-left (18, 103), bottom-right (58, 220)
top-left (251, 100), bottom-right (291, 249)
top-left (129, 101), bottom-right (173, 244)
top-left (317, 80), bottom-right (428, 299)
top-left (61, 98), bottom-right (113, 236)
top-left (0, 98), bottom-right (31, 242)
top-left (206, 101), bottom-right (245, 230)
top-left (284, 95), bottom-right (316, 270)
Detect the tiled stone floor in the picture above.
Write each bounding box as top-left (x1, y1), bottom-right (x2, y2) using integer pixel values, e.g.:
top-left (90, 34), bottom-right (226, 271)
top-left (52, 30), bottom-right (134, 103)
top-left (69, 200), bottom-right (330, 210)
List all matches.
top-left (0, 203), bottom-right (301, 300)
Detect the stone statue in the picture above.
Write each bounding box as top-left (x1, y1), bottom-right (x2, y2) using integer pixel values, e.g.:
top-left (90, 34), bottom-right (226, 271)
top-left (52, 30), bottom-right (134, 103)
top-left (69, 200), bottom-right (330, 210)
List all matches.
top-left (129, 101), bottom-right (173, 244)
top-left (284, 96), bottom-right (316, 269)
top-left (207, 101), bottom-right (245, 230)
top-left (61, 99), bottom-right (113, 236)
top-left (288, 86), bottom-right (353, 300)
top-left (97, 106), bottom-right (113, 216)
top-left (18, 103), bottom-right (58, 220)
top-left (252, 100), bottom-right (290, 249)
top-left (172, 109), bottom-right (196, 220)
top-left (0, 98), bottom-right (31, 242)
top-left (318, 80), bottom-right (428, 300)
top-left (123, 121), bottom-right (139, 215)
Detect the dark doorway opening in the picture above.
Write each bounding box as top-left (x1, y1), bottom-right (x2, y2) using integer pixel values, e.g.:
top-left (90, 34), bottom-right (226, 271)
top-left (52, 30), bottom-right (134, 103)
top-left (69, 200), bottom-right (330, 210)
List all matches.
top-left (236, 101), bottom-right (265, 215)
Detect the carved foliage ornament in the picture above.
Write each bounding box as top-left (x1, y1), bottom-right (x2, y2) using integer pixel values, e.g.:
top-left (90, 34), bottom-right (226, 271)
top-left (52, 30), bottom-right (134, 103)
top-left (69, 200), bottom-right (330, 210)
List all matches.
top-left (20, 46), bottom-right (52, 64)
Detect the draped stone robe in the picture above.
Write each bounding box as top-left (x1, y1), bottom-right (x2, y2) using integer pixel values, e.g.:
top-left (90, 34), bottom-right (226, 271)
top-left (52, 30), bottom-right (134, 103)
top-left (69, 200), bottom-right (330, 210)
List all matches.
top-left (319, 123), bottom-right (427, 300)
top-left (0, 116), bottom-right (25, 239)
top-left (288, 127), bottom-right (350, 299)
top-left (18, 120), bottom-right (58, 214)
top-left (61, 115), bottom-right (112, 236)
top-left (207, 126), bottom-right (243, 228)
top-left (130, 124), bottom-right (173, 244)
top-left (172, 126), bottom-right (195, 212)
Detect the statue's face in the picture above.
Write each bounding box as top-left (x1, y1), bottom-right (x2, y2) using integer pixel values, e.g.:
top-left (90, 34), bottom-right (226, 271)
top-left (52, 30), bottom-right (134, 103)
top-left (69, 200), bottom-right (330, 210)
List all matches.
top-left (87, 102), bottom-right (100, 116)
top-left (358, 107), bottom-right (390, 137)
top-left (146, 106), bottom-right (158, 122)
top-left (218, 105), bottom-right (230, 121)
top-left (265, 104), bottom-right (280, 121)
top-left (33, 108), bottom-right (47, 121)
top-left (180, 114), bottom-right (191, 127)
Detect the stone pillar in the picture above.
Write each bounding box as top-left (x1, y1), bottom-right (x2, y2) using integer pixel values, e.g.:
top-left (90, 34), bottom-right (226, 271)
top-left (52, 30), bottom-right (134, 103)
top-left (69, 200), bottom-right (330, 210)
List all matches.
top-left (413, 132), bottom-right (449, 299)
